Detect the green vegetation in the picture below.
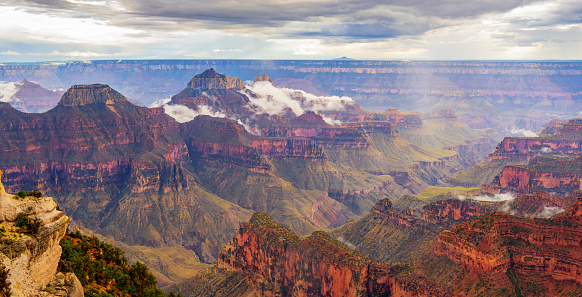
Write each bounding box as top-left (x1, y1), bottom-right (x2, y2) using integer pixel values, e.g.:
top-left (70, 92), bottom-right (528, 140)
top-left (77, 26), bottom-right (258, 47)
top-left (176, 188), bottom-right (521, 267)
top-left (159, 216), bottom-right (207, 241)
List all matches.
top-left (416, 186), bottom-right (480, 200)
top-left (248, 212), bottom-right (299, 243)
top-left (14, 213), bottom-right (42, 234)
top-left (163, 267), bottom-right (251, 297)
top-left (524, 156), bottom-right (582, 175)
top-left (14, 190), bottom-right (42, 199)
top-left (58, 231), bottom-right (173, 297)
top-left (506, 268), bottom-right (523, 297)
top-left (303, 231), bottom-right (370, 267)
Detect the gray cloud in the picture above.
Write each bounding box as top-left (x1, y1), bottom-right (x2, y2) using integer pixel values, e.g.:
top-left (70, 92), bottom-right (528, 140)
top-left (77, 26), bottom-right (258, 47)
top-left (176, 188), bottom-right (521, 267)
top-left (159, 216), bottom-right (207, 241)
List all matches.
top-left (8, 0), bottom-right (551, 39)
top-left (2, 0), bottom-right (582, 60)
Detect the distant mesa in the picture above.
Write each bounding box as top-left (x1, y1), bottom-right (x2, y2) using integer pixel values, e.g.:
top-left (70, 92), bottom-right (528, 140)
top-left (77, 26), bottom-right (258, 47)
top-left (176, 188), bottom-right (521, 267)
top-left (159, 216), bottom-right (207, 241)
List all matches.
top-left (186, 68), bottom-right (245, 90)
top-left (332, 56), bottom-right (354, 60)
top-left (254, 74), bottom-right (273, 84)
top-left (57, 84), bottom-right (128, 107)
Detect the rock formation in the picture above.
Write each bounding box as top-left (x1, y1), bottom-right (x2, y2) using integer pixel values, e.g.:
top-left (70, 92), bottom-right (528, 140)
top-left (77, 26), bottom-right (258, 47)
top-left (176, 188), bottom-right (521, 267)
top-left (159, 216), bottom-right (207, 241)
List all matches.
top-left (331, 198), bottom-right (491, 262)
top-left (1, 79), bottom-right (64, 113)
top-left (216, 212), bottom-right (439, 297)
top-left (424, 195), bottom-right (582, 295)
top-left (453, 117), bottom-right (582, 188)
top-left (484, 156), bottom-right (582, 194)
top-left (0, 169), bottom-right (82, 297)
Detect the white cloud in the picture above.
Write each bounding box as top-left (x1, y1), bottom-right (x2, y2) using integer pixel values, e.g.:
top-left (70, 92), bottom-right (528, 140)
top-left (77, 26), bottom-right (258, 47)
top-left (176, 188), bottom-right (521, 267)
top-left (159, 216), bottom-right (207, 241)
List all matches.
top-left (162, 104), bottom-right (227, 123)
top-left (535, 206), bottom-right (565, 218)
top-left (242, 81), bottom-right (355, 124)
top-left (0, 51), bottom-right (20, 55)
top-left (160, 102), bottom-right (259, 134)
top-left (460, 192), bottom-right (516, 202)
top-left (541, 147), bottom-right (552, 153)
top-left (48, 51), bottom-right (122, 57)
top-left (212, 48), bottom-right (242, 52)
top-left (2, 0), bottom-right (582, 61)
top-left (0, 82), bottom-right (19, 103)
top-left (510, 128), bottom-right (539, 138)
top-left (149, 98), bottom-right (171, 108)
top-left (0, 6), bottom-right (144, 45)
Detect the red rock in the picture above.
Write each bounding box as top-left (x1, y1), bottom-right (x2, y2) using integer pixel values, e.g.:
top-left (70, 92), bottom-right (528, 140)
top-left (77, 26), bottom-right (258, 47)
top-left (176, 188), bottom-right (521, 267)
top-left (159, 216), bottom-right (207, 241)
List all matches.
top-left (218, 213), bottom-right (440, 296)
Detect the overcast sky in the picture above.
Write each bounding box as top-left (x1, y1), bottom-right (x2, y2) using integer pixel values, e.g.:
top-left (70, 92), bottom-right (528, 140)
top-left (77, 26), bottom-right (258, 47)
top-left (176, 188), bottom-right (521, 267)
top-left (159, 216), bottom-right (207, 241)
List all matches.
top-left (1, 0), bottom-right (581, 61)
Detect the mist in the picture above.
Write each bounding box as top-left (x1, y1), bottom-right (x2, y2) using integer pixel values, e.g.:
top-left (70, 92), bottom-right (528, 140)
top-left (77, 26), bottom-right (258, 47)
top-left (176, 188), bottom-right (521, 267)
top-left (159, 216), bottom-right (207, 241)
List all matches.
top-left (163, 104), bottom-right (227, 123)
top-left (0, 82), bottom-right (18, 103)
top-left (510, 128), bottom-right (538, 138)
top-left (458, 193), bottom-right (516, 202)
top-left (243, 81), bottom-right (355, 125)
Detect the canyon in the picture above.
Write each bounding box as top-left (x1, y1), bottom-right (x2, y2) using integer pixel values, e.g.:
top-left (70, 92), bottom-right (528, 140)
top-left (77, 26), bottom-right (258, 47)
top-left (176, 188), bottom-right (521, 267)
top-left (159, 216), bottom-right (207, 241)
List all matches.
top-left (0, 69), bottom-right (494, 279)
top-left (0, 64), bottom-right (580, 295)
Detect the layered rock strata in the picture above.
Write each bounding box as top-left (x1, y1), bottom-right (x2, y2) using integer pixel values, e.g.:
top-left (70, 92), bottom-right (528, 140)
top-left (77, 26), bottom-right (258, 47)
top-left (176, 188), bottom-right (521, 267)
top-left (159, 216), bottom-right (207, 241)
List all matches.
top-left (218, 212), bottom-right (439, 297)
top-left (0, 169), bottom-right (81, 297)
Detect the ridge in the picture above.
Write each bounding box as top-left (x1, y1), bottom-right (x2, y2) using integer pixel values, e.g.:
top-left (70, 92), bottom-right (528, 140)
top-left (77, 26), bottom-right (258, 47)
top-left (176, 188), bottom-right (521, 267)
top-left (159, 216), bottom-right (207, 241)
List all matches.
top-left (186, 68), bottom-right (245, 90)
top-left (57, 84), bottom-right (128, 107)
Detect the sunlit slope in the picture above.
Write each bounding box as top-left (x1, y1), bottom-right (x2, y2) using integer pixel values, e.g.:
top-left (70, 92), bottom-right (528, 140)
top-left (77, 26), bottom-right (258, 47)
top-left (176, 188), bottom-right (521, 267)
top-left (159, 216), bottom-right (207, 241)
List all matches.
top-left (449, 158), bottom-right (529, 187)
top-left (399, 118), bottom-right (488, 150)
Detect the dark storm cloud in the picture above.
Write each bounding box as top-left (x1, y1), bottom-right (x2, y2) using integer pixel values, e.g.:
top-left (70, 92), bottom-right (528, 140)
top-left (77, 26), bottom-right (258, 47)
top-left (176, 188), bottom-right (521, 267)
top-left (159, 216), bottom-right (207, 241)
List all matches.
top-left (5, 0), bottom-right (550, 39)
top-left (123, 0), bottom-right (542, 24)
top-left (117, 0), bottom-right (547, 38)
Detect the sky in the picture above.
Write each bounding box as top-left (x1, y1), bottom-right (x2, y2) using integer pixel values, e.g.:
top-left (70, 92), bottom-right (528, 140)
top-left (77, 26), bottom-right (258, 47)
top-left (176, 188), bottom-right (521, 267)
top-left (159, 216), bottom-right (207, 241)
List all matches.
top-left (0, 0), bottom-right (581, 62)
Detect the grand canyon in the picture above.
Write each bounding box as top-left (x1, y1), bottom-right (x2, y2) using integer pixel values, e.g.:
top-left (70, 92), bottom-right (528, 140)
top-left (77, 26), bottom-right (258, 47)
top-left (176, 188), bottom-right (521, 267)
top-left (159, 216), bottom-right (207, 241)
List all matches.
top-left (0, 62), bottom-right (581, 296)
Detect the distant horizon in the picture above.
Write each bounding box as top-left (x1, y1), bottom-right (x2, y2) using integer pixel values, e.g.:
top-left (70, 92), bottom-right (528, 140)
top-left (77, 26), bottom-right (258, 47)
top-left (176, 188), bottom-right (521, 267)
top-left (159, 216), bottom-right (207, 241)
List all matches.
top-left (3, 58), bottom-right (582, 65)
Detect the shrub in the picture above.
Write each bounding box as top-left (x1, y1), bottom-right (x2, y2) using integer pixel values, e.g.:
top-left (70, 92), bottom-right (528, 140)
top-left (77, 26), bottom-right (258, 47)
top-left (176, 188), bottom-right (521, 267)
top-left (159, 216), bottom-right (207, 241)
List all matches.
top-left (14, 213), bottom-right (43, 234)
top-left (15, 191), bottom-right (27, 198)
top-left (27, 217), bottom-right (43, 234)
top-left (15, 213), bottom-right (28, 228)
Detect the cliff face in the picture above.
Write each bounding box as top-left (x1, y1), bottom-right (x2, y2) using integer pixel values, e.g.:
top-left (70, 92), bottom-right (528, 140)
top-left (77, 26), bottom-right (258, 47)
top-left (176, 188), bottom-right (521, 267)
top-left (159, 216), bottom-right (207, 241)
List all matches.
top-left (489, 118), bottom-right (582, 160)
top-left (331, 198), bottom-right (491, 262)
top-left (421, 199), bottom-right (491, 225)
top-left (0, 169), bottom-right (81, 297)
top-left (170, 68), bottom-right (251, 118)
top-left (0, 86), bottom-right (252, 264)
top-left (320, 108), bottom-right (422, 129)
top-left (217, 212), bottom-right (438, 297)
top-left (427, 197), bottom-right (582, 295)
top-left (186, 68), bottom-right (245, 90)
top-left (453, 117), bottom-right (582, 188)
top-left (484, 157), bottom-right (582, 194)
top-left (3, 79), bottom-right (64, 113)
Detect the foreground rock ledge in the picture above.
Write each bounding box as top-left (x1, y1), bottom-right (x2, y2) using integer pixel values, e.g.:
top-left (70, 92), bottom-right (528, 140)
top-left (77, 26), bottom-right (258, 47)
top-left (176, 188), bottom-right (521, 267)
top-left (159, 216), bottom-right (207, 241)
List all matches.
top-left (0, 169), bottom-right (82, 297)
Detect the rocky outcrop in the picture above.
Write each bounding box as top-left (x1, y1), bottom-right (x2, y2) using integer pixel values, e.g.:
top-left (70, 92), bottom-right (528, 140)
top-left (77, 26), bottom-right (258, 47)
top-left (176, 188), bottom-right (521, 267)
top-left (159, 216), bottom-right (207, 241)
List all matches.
top-left (250, 138), bottom-right (326, 159)
top-left (3, 79), bottom-right (64, 113)
top-left (489, 118), bottom-right (582, 160)
top-left (254, 74), bottom-right (272, 84)
top-left (218, 212), bottom-right (439, 297)
top-left (0, 85), bottom-right (253, 264)
top-left (331, 198), bottom-right (491, 263)
top-left (428, 195), bottom-right (582, 295)
top-left (484, 157), bottom-right (582, 194)
top-left (170, 69), bottom-right (251, 118)
top-left (421, 109), bottom-right (457, 120)
top-left (57, 84), bottom-right (128, 107)
top-left (186, 68), bottom-right (245, 90)
top-left (0, 169), bottom-right (81, 297)
top-left (421, 199), bottom-right (490, 225)
top-left (320, 108), bottom-right (422, 129)
top-left (540, 118), bottom-right (570, 135)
